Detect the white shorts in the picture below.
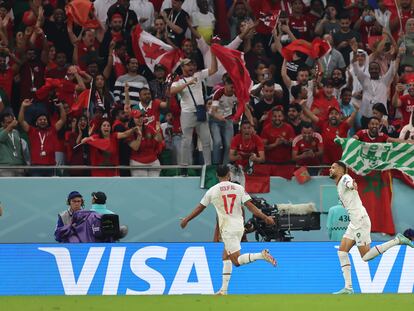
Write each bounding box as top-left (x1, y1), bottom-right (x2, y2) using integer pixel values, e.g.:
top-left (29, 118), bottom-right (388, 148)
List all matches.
top-left (343, 215), bottom-right (372, 246)
top-left (221, 230), bottom-right (244, 254)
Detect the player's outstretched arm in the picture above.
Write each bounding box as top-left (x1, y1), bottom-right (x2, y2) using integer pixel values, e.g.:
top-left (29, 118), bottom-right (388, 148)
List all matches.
top-left (245, 201), bottom-right (275, 225)
top-left (180, 204), bottom-right (207, 229)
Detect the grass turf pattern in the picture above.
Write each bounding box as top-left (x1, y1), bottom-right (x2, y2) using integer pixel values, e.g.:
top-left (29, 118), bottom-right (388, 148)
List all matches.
top-left (1, 294), bottom-right (413, 311)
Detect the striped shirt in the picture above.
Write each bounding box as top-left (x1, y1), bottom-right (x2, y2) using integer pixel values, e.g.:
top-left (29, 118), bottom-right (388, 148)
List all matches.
top-left (113, 73), bottom-right (149, 105)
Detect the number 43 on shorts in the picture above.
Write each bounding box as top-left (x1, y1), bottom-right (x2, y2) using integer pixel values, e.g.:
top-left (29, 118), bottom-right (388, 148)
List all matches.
top-left (222, 194), bottom-right (237, 215)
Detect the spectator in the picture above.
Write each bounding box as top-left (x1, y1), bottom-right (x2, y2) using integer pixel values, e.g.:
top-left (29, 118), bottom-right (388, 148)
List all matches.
top-left (390, 0), bottom-right (414, 35)
top-left (311, 78), bottom-right (341, 120)
top-left (287, 103), bottom-right (304, 135)
top-left (301, 102), bottom-right (359, 165)
top-left (129, 109), bottom-right (163, 176)
top-left (45, 50), bottom-right (68, 79)
top-left (65, 116), bottom-right (90, 176)
top-left (292, 122), bottom-right (323, 174)
top-left (353, 117), bottom-right (407, 143)
top-left (229, 120), bottom-right (265, 170)
top-left (160, 0), bottom-right (190, 47)
top-left (398, 18), bottom-right (414, 70)
top-left (393, 79), bottom-right (414, 127)
top-left (108, 0), bottom-right (139, 33)
top-left (350, 41), bottom-right (399, 128)
top-left (170, 54), bottom-right (218, 166)
top-left (114, 58), bottom-right (149, 106)
top-left (81, 119), bottom-right (137, 176)
top-left (260, 106), bottom-right (295, 164)
top-left (18, 48), bottom-right (45, 102)
top-left (70, 29), bottom-right (101, 71)
top-left (128, 0), bottom-right (155, 31)
top-left (347, 48), bottom-right (369, 107)
top-left (333, 12), bottom-right (361, 65)
top-left (134, 87), bottom-right (167, 129)
top-left (307, 34), bottom-right (346, 79)
top-left (95, 0), bottom-right (118, 25)
top-left (314, 3), bottom-right (340, 37)
top-left (18, 99), bottom-right (67, 176)
top-left (149, 64), bottom-right (168, 100)
top-left (245, 38), bottom-right (271, 78)
top-left (282, 60), bottom-right (315, 108)
top-left (152, 16), bottom-right (176, 45)
top-left (192, 0), bottom-right (215, 43)
top-left (89, 74), bottom-right (116, 118)
top-left (0, 112), bottom-right (26, 176)
top-left (100, 13), bottom-right (128, 61)
top-left (0, 48), bottom-right (18, 102)
top-left (161, 111), bottom-right (181, 164)
top-left (253, 80), bottom-right (282, 130)
top-left (372, 102), bottom-right (397, 137)
top-left (227, 0), bottom-right (252, 40)
top-left (288, 0), bottom-right (312, 40)
top-left (209, 77), bottom-right (237, 165)
top-left (180, 38), bottom-right (204, 71)
top-left (112, 108), bottom-right (132, 176)
top-left (43, 8), bottom-right (73, 60)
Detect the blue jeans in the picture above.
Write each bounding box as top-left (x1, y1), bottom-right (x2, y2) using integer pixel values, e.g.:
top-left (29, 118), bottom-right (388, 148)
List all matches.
top-left (210, 119), bottom-right (234, 165)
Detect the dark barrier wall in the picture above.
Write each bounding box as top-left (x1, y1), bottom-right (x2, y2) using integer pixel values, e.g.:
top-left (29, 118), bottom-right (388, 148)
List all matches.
top-left (0, 177), bottom-right (413, 242)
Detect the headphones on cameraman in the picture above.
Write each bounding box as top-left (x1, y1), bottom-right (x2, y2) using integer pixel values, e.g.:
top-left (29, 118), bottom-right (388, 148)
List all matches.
top-left (67, 197), bottom-right (85, 208)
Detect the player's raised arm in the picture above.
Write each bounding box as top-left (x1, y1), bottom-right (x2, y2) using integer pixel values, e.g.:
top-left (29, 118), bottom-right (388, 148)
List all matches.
top-left (180, 203), bottom-right (207, 229)
top-left (244, 201), bottom-right (275, 225)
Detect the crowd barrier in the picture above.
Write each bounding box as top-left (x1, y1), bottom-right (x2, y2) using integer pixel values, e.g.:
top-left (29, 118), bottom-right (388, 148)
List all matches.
top-left (0, 242), bottom-right (412, 295)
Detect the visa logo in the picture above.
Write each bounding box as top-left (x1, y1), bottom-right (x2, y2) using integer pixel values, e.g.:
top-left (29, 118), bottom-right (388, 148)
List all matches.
top-left (39, 246), bottom-right (214, 295)
top-left (349, 246), bottom-right (414, 293)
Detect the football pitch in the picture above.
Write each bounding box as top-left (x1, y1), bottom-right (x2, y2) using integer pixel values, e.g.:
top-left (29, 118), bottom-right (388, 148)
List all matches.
top-left (1, 294), bottom-right (413, 311)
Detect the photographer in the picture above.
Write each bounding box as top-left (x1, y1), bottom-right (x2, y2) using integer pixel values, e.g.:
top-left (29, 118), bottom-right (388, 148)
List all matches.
top-left (54, 191), bottom-right (84, 242)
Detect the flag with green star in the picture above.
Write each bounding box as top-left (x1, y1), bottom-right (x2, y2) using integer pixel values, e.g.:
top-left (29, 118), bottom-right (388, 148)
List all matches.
top-left (334, 137), bottom-right (414, 181)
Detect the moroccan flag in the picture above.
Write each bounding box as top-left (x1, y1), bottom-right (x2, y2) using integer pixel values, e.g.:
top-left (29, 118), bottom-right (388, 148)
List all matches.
top-left (350, 170), bottom-right (395, 235)
top-left (112, 50), bottom-right (127, 78)
top-left (131, 25), bottom-right (182, 73)
top-left (85, 137), bottom-right (112, 151)
top-left (282, 38), bottom-right (331, 62)
top-left (65, 0), bottom-right (101, 29)
top-left (335, 137), bottom-right (414, 182)
top-left (35, 78), bottom-right (63, 101)
top-left (258, 11), bottom-right (280, 31)
top-left (245, 174), bottom-right (270, 193)
top-left (71, 89), bottom-right (91, 113)
top-left (211, 44), bottom-right (252, 121)
top-left (200, 165), bottom-right (270, 193)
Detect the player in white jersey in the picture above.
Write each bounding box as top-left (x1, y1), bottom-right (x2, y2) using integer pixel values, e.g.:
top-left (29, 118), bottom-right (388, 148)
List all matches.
top-left (329, 161), bottom-right (414, 294)
top-left (180, 165), bottom-right (277, 295)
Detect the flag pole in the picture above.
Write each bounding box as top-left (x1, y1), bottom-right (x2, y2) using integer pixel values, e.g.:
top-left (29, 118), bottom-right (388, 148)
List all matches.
top-left (394, 0), bottom-right (403, 34)
top-left (86, 78), bottom-right (93, 123)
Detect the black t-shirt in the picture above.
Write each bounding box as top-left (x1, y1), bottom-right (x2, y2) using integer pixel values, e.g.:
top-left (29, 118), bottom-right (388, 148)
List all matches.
top-left (164, 8), bottom-right (189, 47)
top-left (113, 123), bottom-right (130, 166)
top-left (333, 30), bottom-right (361, 65)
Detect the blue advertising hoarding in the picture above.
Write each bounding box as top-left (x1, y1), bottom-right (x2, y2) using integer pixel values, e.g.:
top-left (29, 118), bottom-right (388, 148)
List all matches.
top-left (0, 242), bottom-right (413, 295)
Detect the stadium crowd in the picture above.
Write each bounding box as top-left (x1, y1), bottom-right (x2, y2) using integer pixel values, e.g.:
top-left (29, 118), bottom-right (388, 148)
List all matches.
top-left (0, 0), bottom-right (414, 177)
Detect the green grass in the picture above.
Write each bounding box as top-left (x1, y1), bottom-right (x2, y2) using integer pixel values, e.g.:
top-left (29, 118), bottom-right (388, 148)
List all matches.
top-left (1, 294), bottom-right (414, 311)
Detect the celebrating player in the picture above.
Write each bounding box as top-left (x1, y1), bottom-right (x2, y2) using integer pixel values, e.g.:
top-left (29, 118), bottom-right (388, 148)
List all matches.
top-left (180, 165), bottom-right (277, 295)
top-left (329, 161), bottom-right (414, 294)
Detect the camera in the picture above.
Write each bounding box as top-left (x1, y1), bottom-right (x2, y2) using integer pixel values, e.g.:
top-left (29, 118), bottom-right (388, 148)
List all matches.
top-left (246, 197), bottom-right (321, 242)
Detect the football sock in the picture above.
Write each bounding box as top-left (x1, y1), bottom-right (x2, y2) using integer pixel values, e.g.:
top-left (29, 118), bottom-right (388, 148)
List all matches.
top-left (338, 251), bottom-right (352, 289)
top-left (220, 260), bottom-right (232, 292)
top-left (362, 237), bottom-right (399, 261)
top-left (237, 253), bottom-right (263, 265)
